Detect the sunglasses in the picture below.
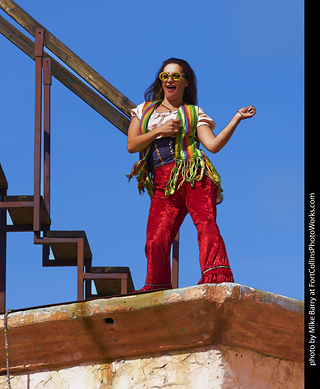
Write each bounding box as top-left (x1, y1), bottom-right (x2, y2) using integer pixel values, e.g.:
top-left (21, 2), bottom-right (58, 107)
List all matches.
top-left (159, 72), bottom-right (186, 82)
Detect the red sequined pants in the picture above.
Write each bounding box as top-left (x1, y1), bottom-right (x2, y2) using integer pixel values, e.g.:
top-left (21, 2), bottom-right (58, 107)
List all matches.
top-left (141, 162), bottom-right (234, 291)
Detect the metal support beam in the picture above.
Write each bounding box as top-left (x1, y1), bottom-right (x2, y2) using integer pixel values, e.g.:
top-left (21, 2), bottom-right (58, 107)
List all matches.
top-left (172, 231), bottom-right (179, 289)
top-left (77, 238), bottom-right (85, 301)
top-left (0, 184), bottom-right (8, 313)
top-left (33, 28), bottom-right (43, 232)
top-left (43, 57), bottom-right (51, 217)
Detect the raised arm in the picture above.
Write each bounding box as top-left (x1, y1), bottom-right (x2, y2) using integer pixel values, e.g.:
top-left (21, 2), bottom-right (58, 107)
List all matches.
top-left (197, 106), bottom-right (256, 154)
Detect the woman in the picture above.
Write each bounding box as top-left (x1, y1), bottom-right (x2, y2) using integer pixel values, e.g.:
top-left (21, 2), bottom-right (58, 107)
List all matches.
top-left (127, 58), bottom-right (256, 292)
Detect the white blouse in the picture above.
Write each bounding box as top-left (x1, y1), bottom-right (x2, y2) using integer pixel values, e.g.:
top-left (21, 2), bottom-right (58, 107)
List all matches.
top-left (131, 102), bottom-right (215, 134)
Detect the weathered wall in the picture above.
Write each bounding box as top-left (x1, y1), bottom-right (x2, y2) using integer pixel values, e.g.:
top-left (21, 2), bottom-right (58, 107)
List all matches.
top-left (0, 284), bottom-right (304, 388)
top-left (0, 345), bottom-right (304, 388)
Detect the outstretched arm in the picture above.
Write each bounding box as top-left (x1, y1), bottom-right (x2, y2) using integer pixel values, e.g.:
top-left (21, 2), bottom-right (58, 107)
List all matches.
top-left (197, 106), bottom-right (256, 154)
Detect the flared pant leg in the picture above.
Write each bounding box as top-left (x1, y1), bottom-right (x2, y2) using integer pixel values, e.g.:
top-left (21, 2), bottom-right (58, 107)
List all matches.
top-left (185, 175), bottom-right (234, 284)
top-left (141, 163), bottom-right (188, 291)
top-left (141, 163), bottom-right (234, 292)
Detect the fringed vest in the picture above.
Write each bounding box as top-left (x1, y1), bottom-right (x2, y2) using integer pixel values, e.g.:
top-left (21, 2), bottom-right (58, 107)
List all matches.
top-left (127, 100), bottom-right (222, 199)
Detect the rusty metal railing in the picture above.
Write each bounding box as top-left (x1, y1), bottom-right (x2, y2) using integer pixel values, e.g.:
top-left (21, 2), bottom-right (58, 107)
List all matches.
top-left (0, 1), bottom-right (181, 312)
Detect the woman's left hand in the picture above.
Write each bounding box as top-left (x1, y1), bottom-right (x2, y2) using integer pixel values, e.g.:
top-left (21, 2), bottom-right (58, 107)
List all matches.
top-left (238, 105), bottom-right (256, 119)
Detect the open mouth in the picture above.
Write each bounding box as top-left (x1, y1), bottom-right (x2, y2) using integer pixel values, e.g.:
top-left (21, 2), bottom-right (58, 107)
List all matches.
top-left (166, 85), bottom-right (176, 92)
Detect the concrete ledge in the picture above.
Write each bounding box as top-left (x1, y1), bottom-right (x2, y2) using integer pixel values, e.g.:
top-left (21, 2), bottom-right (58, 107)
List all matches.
top-left (0, 283), bottom-right (304, 375)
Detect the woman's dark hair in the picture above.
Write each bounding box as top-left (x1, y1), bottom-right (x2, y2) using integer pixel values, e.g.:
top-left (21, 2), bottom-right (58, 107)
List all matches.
top-left (144, 58), bottom-right (198, 105)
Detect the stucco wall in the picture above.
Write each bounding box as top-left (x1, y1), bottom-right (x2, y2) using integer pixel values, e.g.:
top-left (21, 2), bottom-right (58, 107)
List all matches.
top-left (0, 345), bottom-right (304, 388)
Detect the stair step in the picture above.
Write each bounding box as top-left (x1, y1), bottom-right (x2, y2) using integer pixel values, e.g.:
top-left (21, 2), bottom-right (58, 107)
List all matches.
top-left (91, 267), bottom-right (135, 296)
top-left (3, 195), bottom-right (50, 225)
top-left (46, 230), bottom-right (92, 263)
top-left (0, 164), bottom-right (8, 190)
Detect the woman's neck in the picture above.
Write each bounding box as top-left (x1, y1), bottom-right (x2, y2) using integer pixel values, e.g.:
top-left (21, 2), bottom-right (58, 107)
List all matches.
top-left (162, 98), bottom-right (183, 111)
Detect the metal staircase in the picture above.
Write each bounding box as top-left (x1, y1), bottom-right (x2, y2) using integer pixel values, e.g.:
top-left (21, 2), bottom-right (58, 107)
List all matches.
top-left (0, 0), bottom-right (180, 313)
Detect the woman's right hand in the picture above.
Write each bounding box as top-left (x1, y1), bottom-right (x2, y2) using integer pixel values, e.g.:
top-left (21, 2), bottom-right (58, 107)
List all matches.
top-left (127, 117), bottom-right (181, 153)
top-left (157, 119), bottom-right (181, 138)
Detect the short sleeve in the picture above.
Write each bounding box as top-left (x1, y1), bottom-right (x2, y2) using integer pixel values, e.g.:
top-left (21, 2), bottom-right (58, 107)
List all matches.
top-left (197, 107), bottom-right (215, 131)
top-left (131, 102), bottom-right (146, 120)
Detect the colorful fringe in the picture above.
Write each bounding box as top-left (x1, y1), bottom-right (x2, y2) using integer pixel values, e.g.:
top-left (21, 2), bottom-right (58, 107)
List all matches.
top-left (126, 158), bottom-right (154, 198)
top-left (165, 154), bottom-right (222, 196)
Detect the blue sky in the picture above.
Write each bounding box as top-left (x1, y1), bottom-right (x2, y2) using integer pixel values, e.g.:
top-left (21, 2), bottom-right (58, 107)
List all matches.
top-left (0, 0), bottom-right (304, 310)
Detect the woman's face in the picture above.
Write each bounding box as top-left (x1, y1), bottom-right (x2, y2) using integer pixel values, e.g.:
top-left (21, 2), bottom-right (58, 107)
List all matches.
top-left (161, 63), bottom-right (189, 102)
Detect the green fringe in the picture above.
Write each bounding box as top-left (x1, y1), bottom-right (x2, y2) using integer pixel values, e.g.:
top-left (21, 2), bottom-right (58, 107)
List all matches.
top-left (128, 155), bottom-right (222, 200)
top-left (127, 158), bottom-right (154, 198)
top-left (165, 156), bottom-right (222, 196)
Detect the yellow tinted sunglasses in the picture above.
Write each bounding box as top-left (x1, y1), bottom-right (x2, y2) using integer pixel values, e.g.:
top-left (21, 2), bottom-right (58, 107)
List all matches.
top-left (159, 72), bottom-right (186, 82)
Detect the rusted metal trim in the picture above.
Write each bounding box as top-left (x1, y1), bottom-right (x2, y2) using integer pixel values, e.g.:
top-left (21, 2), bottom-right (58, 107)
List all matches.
top-left (43, 57), bottom-right (51, 217)
top-left (34, 236), bottom-right (80, 244)
top-left (172, 231), bottom-right (179, 289)
top-left (77, 238), bottom-right (85, 301)
top-left (83, 273), bottom-right (128, 280)
top-left (5, 225), bottom-right (33, 232)
top-left (0, 201), bottom-right (34, 208)
top-left (33, 28), bottom-right (43, 232)
top-left (0, 186), bottom-right (8, 313)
